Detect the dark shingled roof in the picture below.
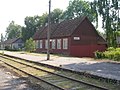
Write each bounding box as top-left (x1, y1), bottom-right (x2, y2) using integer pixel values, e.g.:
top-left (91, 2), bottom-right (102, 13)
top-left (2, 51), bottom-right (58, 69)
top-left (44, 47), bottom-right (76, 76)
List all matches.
top-left (33, 16), bottom-right (86, 40)
top-left (33, 27), bottom-right (45, 40)
top-left (3, 38), bottom-right (23, 44)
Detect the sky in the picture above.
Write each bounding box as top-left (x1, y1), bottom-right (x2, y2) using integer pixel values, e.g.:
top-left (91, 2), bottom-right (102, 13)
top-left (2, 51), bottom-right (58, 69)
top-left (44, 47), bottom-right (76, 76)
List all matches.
top-left (0, 0), bottom-right (96, 36)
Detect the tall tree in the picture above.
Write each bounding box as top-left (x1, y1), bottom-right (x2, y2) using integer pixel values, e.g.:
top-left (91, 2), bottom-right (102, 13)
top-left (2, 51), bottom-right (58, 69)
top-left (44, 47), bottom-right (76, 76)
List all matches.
top-left (91, 0), bottom-right (119, 47)
top-left (6, 21), bottom-right (22, 39)
top-left (51, 8), bottom-right (63, 23)
top-left (22, 16), bottom-right (41, 42)
top-left (62, 0), bottom-right (97, 23)
top-left (22, 8), bottom-right (63, 42)
top-left (40, 13), bottom-right (48, 26)
top-left (0, 33), bottom-right (4, 42)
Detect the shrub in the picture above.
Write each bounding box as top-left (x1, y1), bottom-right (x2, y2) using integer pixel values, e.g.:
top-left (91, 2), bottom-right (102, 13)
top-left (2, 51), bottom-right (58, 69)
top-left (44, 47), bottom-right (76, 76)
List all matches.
top-left (116, 48), bottom-right (120, 51)
top-left (95, 47), bottom-right (120, 61)
top-left (113, 51), bottom-right (120, 61)
top-left (104, 51), bottom-right (114, 60)
top-left (107, 47), bottom-right (115, 51)
top-left (25, 38), bottom-right (35, 52)
top-left (5, 46), bottom-right (10, 50)
top-left (95, 51), bottom-right (104, 59)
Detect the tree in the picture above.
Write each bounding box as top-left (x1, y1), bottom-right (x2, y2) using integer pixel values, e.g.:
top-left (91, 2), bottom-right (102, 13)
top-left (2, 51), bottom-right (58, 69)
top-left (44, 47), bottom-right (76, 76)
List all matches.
top-left (22, 9), bottom-right (63, 42)
top-left (40, 13), bottom-right (48, 26)
top-left (24, 38), bottom-right (35, 52)
top-left (6, 21), bottom-right (22, 39)
top-left (22, 16), bottom-right (41, 42)
top-left (0, 33), bottom-right (4, 42)
top-left (51, 8), bottom-right (63, 23)
top-left (22, 14), bottom-right (49, 42)
top-left (62, 0), bottom-right (97, 23)
top-left (91, 0), bottom-right (119, 47)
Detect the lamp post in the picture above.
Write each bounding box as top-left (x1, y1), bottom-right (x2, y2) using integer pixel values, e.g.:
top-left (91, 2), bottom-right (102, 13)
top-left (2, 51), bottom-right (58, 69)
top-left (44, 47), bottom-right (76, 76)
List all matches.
top-left (47, 0), bottom-right (51, 60)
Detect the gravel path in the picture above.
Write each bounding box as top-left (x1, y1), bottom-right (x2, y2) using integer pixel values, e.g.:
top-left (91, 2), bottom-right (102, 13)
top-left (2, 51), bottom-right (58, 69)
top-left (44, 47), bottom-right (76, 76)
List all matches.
top-left (0, 63), bottom-right (41, 90)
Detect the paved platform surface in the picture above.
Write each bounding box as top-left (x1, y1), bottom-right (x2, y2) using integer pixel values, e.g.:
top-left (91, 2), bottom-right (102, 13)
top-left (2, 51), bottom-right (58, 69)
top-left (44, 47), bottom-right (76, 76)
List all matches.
top-left (1, 51), bottom-right (120, 81)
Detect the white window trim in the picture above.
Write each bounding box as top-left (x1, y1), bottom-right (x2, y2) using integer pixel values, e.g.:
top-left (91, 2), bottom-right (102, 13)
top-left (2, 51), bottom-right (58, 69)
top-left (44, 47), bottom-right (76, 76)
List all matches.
top-left (52, 39), bottom-right (56, 49)
top-left (57, 39), bottom-right (61, 49)
top-left (63, 38), bottom-right (68, 49)
top-left (40, 40), bottom-right (43, 48)
top-left (36, 40), bottom-right (39, 48)
top-left (45, 40), bottom-right (48, 49)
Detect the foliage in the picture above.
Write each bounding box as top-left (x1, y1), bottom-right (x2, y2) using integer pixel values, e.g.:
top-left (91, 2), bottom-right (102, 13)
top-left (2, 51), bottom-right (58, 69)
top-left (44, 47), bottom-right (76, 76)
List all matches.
top-left (94, 50), bottom-right (104, 59)
top-left (91, 0), bottom-right (119, 47)
top-left (0, 33), bottom-right (4, 42)
top-left (95, 47), bottom-right (120, 61)
top-left (116, 31), bottom-right (120, 36)
top-left (107, 47), bottom-right (115, 51)
top-left (22, 15), bottom-right (42, 42)
top-left (22, 8), bottom-right (63, 42)
top-left (51, 8), bottom-right (63, 24)
top-left (24, 38), bottom-right (35, 52)
top-left (63, 0), bottom-right (97, 23)
top-left (6, 21), bottom-right (22, 39)
top-left (104, 47), bottom-right (120, 61)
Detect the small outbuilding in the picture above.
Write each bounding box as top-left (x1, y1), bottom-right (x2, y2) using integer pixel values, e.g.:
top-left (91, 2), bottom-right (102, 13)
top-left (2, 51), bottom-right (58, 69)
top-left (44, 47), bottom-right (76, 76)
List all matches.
top-left (0, 38), bottom-right (24, 50)
top-left (33, 16), bottom-right (106, 57)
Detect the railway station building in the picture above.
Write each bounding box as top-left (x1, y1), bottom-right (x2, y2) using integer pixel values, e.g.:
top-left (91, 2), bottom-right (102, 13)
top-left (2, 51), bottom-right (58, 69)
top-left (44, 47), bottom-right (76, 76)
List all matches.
top-left (33, 16), bottom-right (106, 57)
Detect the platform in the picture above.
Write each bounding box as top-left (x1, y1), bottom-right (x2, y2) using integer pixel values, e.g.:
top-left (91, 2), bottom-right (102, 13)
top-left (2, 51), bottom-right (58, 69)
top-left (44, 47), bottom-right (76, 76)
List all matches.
top-left (1, 51), bottom-right (120, 82)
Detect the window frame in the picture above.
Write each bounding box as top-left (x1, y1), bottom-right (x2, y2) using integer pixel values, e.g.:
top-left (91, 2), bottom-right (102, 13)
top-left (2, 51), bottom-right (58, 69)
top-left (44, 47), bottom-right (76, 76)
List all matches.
top-left (36, 40), bottom-right (39, 49)
top-left (51, 39), bottom-right (56, 49)
top-left (57, 39), bottom-right (61, 49)
top-left (63, 38), bottom-right (68, 49)
top-left (45, 40), bottom-right (48, 49)
top-left (39, 40), bottom-right (43, 49)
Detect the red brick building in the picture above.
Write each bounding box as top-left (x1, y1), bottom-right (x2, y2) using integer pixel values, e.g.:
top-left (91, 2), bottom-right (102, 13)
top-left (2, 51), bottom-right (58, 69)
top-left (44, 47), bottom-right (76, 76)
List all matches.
top-left (33, 16), bottom-right (106, 57)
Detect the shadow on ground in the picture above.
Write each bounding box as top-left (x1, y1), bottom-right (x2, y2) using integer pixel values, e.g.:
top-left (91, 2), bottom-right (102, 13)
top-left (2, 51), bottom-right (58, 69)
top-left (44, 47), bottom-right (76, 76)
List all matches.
top-left (62, 62), bottom-right (120, 77)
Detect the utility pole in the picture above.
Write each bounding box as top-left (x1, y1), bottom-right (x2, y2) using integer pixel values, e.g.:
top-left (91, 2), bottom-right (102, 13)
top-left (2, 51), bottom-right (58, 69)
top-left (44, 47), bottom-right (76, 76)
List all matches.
top-left (47, 0), bottom-right (51, 60)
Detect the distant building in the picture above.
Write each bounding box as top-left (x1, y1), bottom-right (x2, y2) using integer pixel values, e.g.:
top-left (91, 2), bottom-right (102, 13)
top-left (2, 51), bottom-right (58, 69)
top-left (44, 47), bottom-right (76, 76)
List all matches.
top-left (117, 36), bottom-right (120, 46)
top-left (33, 16), bottom-right (106, 57)
top-left (0, 38), bottom-right (24, 50)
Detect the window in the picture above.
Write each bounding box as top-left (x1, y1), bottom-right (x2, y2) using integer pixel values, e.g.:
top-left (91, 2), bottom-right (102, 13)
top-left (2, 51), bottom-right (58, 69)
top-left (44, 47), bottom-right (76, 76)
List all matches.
top-left (63, 38), bottom-right (68, 49)
top-left (18, 44), bottom-right (22, 47)
top-left (36, 40), bottom-right (39, 48)
top-left (52, 39), bottom-right (56, 49)
top-left (39, 40), bottom-right (43, 48)
top-left (57, 39), bottom-right (61, 49)
top-left (45, 40), bottom-right (48, 49)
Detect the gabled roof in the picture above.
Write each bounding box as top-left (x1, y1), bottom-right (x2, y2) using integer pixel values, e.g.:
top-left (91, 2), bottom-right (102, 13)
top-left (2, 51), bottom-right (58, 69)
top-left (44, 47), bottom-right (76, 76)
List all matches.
top-left (33, 16), bottom-right (86, 40)
top-left (3, 38), bottom-right (23, 44)
top-left (33, 27), bottom-right (45, 40)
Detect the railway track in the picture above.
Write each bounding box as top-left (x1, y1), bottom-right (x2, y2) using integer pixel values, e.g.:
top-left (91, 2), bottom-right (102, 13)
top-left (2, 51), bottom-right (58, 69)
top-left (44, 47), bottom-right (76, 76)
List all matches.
top-left (0, 55), bottom-right (110, 90)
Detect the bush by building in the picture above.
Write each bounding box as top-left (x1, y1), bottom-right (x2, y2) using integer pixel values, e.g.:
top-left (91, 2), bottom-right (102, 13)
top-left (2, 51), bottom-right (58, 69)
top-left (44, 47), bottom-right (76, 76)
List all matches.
top-left (95, 47), bottom-right (120, 61)
top-left (25, 38), bottom-right (35, 52)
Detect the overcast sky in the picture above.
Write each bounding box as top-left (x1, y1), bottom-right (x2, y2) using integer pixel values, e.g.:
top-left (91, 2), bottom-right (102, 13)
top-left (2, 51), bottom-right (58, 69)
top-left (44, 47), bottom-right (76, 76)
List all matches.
top-left (0, 0), bottom-right (95, 36)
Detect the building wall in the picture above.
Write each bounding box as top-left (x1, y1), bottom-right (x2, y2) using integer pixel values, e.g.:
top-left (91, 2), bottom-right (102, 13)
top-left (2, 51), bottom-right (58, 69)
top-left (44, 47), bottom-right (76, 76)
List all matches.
top-left (34, 18), bottom-right (106, 57)
top-left (0, 44), bottom-right (4, 50)
top-left (71, 18), bottom-right (99, 45)
top-left (4, 43), bottom-right (12, 49)
top-left (35, 37), bottom-right (70, 55)
top-left (70, 18), bottom-right (106, 57)
top-left (70, 44), bottom-right (106, 57)
top-left (12, 43), bottom-right (24, 50)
